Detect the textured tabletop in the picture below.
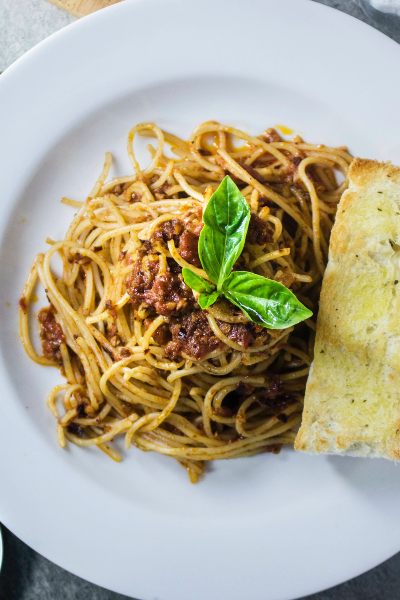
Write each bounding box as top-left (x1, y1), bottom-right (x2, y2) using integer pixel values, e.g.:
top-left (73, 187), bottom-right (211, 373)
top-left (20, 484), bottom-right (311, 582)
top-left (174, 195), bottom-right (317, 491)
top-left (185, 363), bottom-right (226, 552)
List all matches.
top-left (0, 0), bottom-right (400, 599)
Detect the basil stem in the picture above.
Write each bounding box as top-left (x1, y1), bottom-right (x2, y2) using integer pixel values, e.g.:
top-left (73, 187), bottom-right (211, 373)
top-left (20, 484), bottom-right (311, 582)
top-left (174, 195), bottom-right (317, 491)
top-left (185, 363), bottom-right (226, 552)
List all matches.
top-left (182, 268), bottom-right (215, 293)
top-left (182, 268), bottom-right (220, 309)
top-left (198, 290), bottom-right (220, 309)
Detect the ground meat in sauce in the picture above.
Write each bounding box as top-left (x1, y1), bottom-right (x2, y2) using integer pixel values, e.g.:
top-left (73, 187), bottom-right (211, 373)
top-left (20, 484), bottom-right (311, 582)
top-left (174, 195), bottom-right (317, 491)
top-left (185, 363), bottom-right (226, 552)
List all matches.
top-left (179, 229), bottom-right (201, 267)
top-left (237, 160), bottom-right (266, 184)
top-left (247, 213), bottom-right (273, 245)
top-left (220, 382), bottom-right (256, 416)
top-left (241, 156), bottom-right (301, 186)
top-left (67, 422), bottom-right (86, 438)
top-left (222, 379), bottom-right (295, 419)
top-left (151, 208), bottom-right (203, 268)
top-left (19, 296), bottom-right (27, 313)
top-left (38, 306), bottom-right (65, 362)
top-left (152, 323), bottom-right (171, 345)
top-left (218, 321), bottom-right (256, 348)
top-left (125, 246), bottom-right (158, 301)
top-left (125, 249), bottom-right (193, 317)
top-left (291, 155), bottom-right (303, 168)
top-left (281, 157), bottom-right (305, 183)
top-left (119, 347), bottom-right (132, 359)
top-left (184, 207), bottom-right (203, 236)
top-left (275, 270), bottom-right (296, 289)
top-left (255, 380), bottom-right (296, 414)
top-left (260, 128), bottom-right (282, 143)
top-left (147, 272), bottom-right (193, 316)
top-left (290, 184), bottom-right (310, 204)
top-left (126, 207), bottom-right (205, 315)
top-left (125, 206), bottom-right (272, 359)
top-left (164, 311), bottom-right (258, 361)
top-left (165, 311), bottom-right (220, 360)
top-left (105, 301), bottom-right (120, 346)
top-left (151, 219), bottom-right (183, 246)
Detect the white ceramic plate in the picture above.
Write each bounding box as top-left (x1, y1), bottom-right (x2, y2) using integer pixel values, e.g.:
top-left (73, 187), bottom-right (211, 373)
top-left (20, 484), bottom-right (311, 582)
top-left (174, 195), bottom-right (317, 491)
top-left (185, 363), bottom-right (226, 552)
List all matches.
top-left (0, 1), bottom-right (400, 599)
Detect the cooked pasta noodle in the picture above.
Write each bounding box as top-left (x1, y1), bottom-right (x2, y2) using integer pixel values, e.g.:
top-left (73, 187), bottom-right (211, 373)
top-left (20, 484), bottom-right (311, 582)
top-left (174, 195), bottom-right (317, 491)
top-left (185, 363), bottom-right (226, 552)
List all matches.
top-left (19, 121), bottom-right (352, 482)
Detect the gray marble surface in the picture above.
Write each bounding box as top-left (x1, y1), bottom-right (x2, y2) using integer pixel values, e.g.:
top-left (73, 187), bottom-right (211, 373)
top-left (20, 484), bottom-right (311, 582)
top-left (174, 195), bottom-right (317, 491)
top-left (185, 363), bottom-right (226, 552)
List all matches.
top-left (0, 0), bottom-right (400, 599)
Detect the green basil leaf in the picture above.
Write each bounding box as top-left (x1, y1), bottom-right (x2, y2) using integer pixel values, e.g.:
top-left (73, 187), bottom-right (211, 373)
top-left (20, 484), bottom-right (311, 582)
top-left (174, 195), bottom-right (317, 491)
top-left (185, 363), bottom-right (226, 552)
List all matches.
top-left (198, 176), bottom-right (250, 290)
top-left (223, 271), bottom-right (312, 329)
top-left (198, 290), bottom-right (220, 309)
top-left (182, 268), bottom-right (215, 294)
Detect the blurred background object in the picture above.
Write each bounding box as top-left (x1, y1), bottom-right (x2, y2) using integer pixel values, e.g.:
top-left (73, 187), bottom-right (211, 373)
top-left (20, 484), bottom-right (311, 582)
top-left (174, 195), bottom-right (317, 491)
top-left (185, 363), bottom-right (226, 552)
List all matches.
top-left (356, 0), bottom-right (400, 28)
top-left (48, 0), bottom-right (121, 16)
top-left (0, 0), bottom-right (74, 71)
top-left (360, 0), bottom-right (400, 15)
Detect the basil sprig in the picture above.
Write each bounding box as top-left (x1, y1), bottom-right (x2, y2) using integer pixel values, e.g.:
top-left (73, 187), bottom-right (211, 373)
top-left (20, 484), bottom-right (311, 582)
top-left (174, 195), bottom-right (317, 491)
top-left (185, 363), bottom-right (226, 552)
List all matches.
top-left (182, 176), bottom-right (312, 329)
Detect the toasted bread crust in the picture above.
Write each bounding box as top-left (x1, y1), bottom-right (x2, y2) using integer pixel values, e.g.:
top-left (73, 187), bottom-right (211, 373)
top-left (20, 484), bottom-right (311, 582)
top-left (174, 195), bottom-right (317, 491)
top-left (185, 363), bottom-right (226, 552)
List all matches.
top-left (295, 158), bottom-right (400, 459)
top-left (349, 158), bottom-right (400, 186)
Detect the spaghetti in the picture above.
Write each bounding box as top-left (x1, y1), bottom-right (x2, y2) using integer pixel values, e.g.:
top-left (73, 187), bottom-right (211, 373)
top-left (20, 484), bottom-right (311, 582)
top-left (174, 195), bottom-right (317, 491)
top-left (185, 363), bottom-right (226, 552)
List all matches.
top-left (19, 121), bottom-right (352, 481)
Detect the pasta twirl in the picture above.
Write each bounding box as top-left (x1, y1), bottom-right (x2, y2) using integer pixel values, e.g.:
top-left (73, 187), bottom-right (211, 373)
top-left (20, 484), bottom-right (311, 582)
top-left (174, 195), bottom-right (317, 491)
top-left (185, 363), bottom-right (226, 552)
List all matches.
top-left (19, 121), bottom-right (352, 482)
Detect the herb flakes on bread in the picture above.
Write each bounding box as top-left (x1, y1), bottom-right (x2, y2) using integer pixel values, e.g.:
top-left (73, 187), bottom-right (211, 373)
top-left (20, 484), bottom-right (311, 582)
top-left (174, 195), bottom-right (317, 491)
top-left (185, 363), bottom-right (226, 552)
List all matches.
top-left (295, 158), bottom-right (400, 459)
